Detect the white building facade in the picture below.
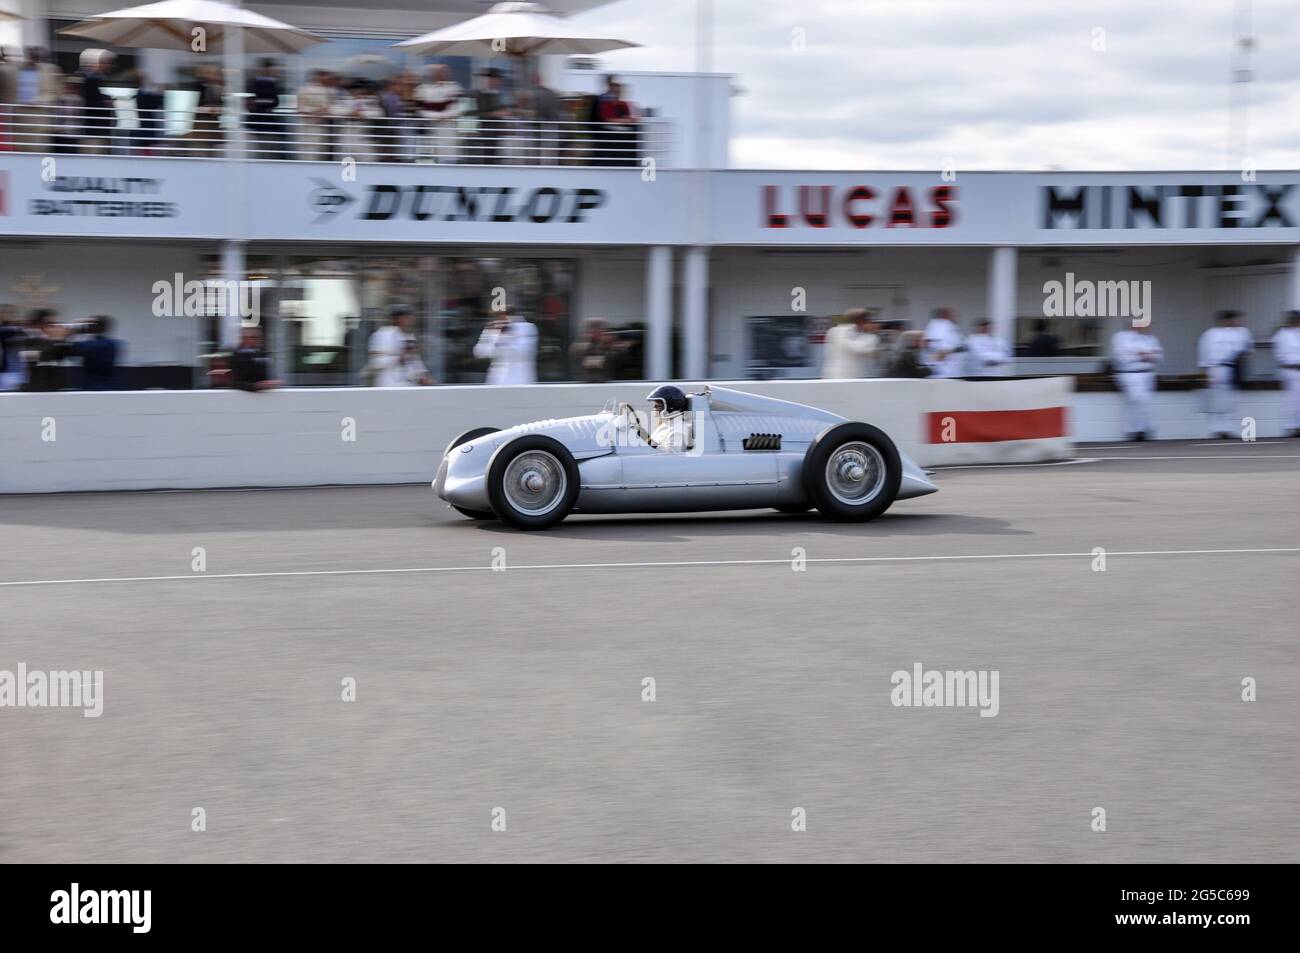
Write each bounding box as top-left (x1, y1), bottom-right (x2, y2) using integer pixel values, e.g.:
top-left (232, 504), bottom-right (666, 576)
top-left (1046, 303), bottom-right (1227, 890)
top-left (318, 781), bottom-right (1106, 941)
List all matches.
top-left (3, 0), bottom-right (1300, 440)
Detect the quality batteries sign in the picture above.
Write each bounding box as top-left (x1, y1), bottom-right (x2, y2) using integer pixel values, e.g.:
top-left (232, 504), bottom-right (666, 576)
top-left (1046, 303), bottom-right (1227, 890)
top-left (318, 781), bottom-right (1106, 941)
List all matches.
top-left (29, 175), bottom-right (177, 218)
top-left (0, 156), bottom-right (224, 237)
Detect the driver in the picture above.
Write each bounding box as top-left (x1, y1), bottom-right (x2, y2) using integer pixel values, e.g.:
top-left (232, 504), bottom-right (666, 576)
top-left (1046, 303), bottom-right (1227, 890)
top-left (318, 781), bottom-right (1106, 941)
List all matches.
top-left (646, 384), bottom-right (690, 451)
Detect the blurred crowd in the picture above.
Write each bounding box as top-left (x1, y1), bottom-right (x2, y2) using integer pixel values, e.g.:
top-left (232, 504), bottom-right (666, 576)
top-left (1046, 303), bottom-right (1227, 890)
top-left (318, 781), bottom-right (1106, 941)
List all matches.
top-left (819, 306), bottom-right (1013, 380)
top-left (0, 47), bottom-right (645, 164)
top-left (0, 306), bottom-right (123, 391)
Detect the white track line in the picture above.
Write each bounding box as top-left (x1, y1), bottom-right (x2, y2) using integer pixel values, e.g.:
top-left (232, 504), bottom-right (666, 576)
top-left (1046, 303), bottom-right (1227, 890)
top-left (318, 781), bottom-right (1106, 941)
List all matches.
top-left (2, 547), bottom-right (1298, 589)
top-left (933, 458), bottom-right (1099, 470)
top-left (1085, 454), bottom-right (1300, 460)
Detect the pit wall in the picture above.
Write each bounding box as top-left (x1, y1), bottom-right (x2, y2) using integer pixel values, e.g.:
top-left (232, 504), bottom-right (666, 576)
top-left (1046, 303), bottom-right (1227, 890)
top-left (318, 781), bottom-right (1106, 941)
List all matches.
top-left (0, 378), bottom-right (1077, 494)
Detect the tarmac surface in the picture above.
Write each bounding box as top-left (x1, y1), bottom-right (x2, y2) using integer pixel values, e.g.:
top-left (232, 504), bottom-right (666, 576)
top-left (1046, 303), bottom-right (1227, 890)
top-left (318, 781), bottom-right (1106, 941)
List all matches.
top-left (2, 439), bottom-right (1298, 862)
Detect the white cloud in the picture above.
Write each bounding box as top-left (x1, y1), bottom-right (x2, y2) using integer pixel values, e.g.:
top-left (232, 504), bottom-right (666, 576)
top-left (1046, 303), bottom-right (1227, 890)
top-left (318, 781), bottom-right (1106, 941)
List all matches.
top-left (581, 0), bottom-right (1300, 170)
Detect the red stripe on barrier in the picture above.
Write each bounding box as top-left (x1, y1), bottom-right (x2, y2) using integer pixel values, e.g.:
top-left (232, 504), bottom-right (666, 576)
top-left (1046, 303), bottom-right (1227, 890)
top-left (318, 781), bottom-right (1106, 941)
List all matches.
top-left (927, 406), bottom-right (1067, 443)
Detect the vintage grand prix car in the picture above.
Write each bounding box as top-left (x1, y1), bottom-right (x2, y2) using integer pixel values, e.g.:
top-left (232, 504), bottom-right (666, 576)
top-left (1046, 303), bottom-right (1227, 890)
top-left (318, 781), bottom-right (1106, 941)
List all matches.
top-left (433, 385), bottom-right (937, 529)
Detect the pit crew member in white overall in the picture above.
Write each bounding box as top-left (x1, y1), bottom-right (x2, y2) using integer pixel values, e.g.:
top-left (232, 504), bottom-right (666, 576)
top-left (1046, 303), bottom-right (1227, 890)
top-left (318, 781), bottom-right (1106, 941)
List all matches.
top-left (1197, 310), bottom-right (1254, 439)
top-left (1110, 323), bottom-right (1164, 441)
top-left (1271, 310), bottom-right (1300, 438)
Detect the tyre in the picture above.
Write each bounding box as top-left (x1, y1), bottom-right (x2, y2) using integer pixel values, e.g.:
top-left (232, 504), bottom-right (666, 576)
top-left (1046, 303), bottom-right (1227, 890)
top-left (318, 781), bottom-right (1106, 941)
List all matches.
top-left (802, 422), bottom-right (902, 522)
top-left (485, 435), bottom-right (580, 530)
top-left (445, 427), bottom-right (499, 520)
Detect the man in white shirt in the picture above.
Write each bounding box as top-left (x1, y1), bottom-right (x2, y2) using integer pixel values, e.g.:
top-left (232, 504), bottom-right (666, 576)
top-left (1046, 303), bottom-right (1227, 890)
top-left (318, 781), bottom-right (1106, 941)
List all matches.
top-left (1110, 323), bottom-right (1164, 441)
top-left (296, 70), bottom-right (333, 161)
top-left (923, 307), bottom-right (966, 378)
top-left (474, 314), bottom-right (538, 385)
top-left (1197, 310), bottom-right (1254, 439)
top-left (367, 306), bottom-right (417, 387)
top-left (1272, 310), bottom-right (1300, 437)
top-left (414, 64), bottom-right (463, 164)
top-left (965, 319), bottom-right (1012, 375)
top-left (821, 308), bottom-right (880, 378)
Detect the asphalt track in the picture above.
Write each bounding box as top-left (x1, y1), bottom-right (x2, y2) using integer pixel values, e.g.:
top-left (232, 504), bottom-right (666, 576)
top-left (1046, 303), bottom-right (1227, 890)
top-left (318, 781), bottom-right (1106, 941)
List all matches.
top-left (2, 439), bottom-right (1298, 862)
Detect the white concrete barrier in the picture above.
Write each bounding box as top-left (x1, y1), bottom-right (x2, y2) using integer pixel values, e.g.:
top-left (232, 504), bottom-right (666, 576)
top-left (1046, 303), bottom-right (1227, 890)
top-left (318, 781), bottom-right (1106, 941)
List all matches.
top-left (0, 378), bottom-right (1074, 494)
top-left (1072, 389), bottom-right (1288, 442)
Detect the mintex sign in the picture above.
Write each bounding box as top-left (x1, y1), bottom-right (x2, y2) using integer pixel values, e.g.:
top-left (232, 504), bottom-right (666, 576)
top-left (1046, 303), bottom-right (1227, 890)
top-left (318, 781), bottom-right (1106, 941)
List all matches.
top-left (1041, 183), bottom-right (1297, 231)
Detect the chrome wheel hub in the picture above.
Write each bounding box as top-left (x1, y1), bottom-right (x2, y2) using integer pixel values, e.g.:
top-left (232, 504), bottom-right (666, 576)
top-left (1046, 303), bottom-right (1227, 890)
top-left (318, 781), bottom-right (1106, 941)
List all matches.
top-left (825, 441), bottom-right (886, 505)
top-left (503, 451), bottom-right (566, 516)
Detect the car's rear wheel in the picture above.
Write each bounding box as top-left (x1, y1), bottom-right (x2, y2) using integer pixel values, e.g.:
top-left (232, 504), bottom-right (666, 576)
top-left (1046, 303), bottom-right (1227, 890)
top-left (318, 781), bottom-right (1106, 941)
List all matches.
top-left (446, 427), bottom-right (499, 520)
top-left (486, 435), bottom-right (580, 530)
top-left (803, 422), bottom-right (902, 522)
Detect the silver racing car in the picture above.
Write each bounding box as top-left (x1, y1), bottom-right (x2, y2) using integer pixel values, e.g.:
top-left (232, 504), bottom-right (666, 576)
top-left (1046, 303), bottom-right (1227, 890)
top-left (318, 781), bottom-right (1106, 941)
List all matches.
top-left (433, 384), bottom-right (937, 529)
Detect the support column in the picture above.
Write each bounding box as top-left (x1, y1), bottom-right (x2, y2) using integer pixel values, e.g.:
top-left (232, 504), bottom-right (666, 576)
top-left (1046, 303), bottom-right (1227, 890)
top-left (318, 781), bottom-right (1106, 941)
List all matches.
top-left (1289, 245), bottom-right (1300, 310)
top-left (220, 20), bottom-right (247, 351)
top-left (683, 246), bottom-right (709, 381)
top-left (220, 241), bottom-right (246, 350)
top-left (646, 246), bottom-right (673, 380)
top-left (986, 246), bottom-right (1018, 376)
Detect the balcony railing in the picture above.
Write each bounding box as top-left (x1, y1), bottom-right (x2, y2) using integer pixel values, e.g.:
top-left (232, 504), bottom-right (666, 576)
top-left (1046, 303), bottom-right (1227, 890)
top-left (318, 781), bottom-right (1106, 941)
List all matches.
top-left (0, 104), bottom-right (672, 167)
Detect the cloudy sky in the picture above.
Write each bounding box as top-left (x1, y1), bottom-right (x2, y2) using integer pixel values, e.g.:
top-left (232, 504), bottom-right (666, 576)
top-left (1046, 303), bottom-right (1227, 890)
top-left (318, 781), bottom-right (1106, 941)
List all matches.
top-left (580, 0), bottom-right (1300, 171)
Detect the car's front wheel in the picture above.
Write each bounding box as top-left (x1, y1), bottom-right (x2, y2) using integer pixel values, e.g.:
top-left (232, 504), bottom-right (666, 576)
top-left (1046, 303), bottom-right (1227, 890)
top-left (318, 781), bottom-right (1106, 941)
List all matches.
top-left (485, 435), bottom-right (580, 530)
top-left (803, 422), bottom-right (902, 522)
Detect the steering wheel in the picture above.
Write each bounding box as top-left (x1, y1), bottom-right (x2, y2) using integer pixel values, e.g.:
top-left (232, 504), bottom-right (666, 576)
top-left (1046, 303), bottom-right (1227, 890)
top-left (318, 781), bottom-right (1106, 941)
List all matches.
top-left (622, 402), bottom-right (656, 446)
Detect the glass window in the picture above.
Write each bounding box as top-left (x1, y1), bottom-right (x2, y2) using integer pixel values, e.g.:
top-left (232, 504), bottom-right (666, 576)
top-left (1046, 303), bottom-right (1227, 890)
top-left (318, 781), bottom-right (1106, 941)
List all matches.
top-left (264, 254), bottom-right (580, 386)
top-left (1015, 315), bottom-right (1103, 358)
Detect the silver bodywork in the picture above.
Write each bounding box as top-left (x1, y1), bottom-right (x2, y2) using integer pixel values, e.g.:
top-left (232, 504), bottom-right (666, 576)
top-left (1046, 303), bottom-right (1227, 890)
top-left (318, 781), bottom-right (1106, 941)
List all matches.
top-left (434, 385), bottom-right (937, 515)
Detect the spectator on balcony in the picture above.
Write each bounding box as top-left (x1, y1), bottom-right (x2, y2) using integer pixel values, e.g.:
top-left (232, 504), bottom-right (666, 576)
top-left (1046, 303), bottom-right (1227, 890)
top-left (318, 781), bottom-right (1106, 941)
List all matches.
top-left (131, 71), bottom-right (166, 155)
top-left (414, 64), bottom-right (463, 164)
top-left (191, 64), bottom-right (224, 157)
top-left (52, 75), bottom-right (83, 154)
top-left (0, 49), bottom-right (14, 151)
top-left (473, 67), bottom-right (512, 164)
top-left (14, 48), bottom-right (61, 153)
top-left (597, 77), bottom-right (639, 167)
top-left (297, 69), bottom-right (333, 161)
top-left (249, 59), bottom-right (287, 159)
top-left (526, 78), bottom-right (562, 165)
top-left (75, 49), bottom-right (117, 154)
top-left (333, 79), bottom-right (383, 163)
top-left (378, 75), bottom-right (411, 162)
